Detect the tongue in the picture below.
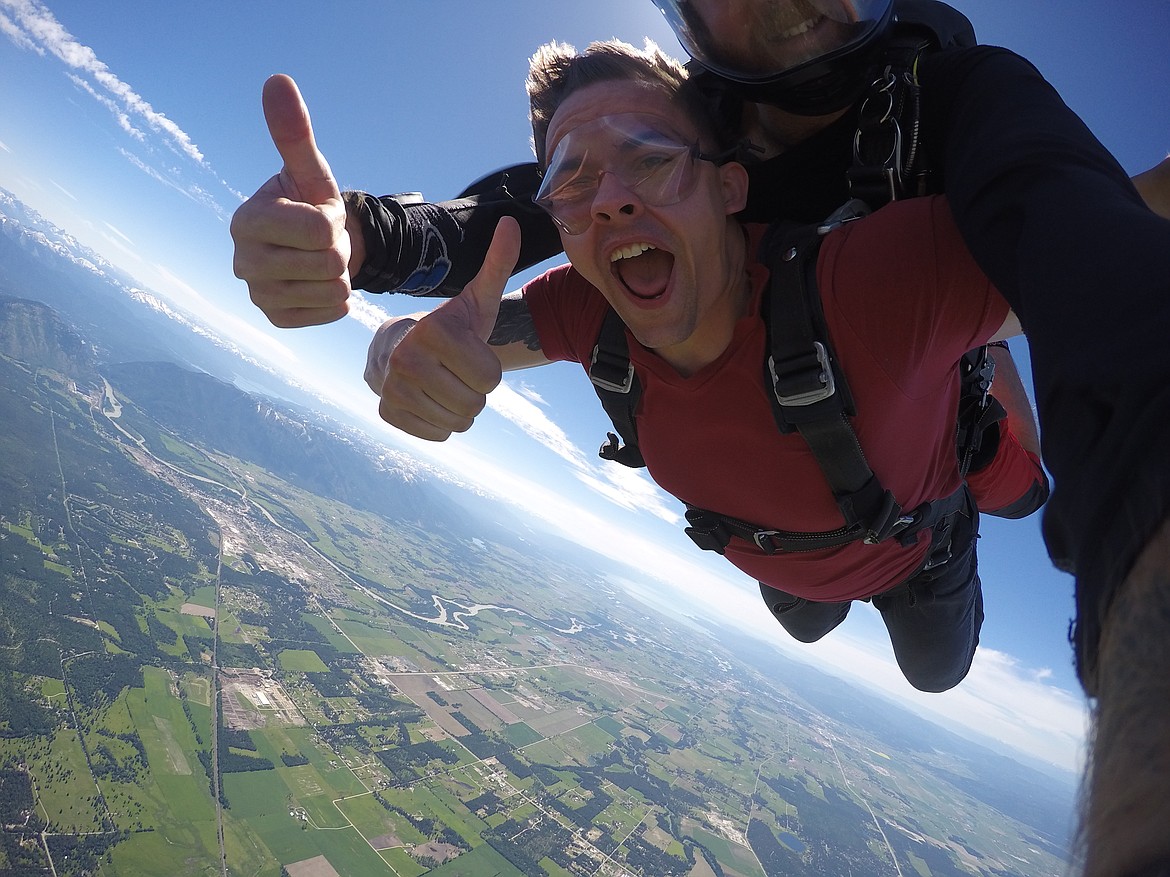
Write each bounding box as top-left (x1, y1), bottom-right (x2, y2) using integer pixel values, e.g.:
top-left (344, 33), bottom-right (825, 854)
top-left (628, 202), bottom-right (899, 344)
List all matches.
top-left (616, 249), bottom-right (674, 299)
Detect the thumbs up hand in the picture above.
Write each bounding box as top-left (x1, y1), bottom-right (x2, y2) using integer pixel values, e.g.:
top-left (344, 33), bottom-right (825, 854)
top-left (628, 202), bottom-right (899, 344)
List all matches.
top-left (231, 74), bottom-right (355, 327)
top-left (372, 218), bottom-right (521, 441)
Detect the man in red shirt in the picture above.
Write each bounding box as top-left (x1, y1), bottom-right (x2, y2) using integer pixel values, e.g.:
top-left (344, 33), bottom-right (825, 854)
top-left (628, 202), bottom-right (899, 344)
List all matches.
top-left (368, 38), bottom-right (1033, 695)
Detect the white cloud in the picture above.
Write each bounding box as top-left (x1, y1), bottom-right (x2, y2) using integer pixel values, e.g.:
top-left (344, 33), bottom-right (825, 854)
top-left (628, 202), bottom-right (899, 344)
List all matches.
top-left (574, 463), bottom-right (682, 523)
top-left (48, 178), bottom-right (75, 201)
top-left (345, 294), bottom-right (393, 333)
top-left (0, 0), bottom-right (239, 217)
top-left (515, 383), bottom-right (547, 406)
top-left (489, 380), bottom-right (591, 467)
top-left (102, 221), bottom-right (133, 246)
top-left (0, 8), bottom-right (39, 52)
top-left (806, 623), bottom-right (1088, 771)
top-left (66, 72), bottom-right (145, 140)
top-left (0, 139), bottom-right (12, 153)
top-left (488, 377), bottom-right (680, 522)
top-left (0, 0), bottom-right (206, 164)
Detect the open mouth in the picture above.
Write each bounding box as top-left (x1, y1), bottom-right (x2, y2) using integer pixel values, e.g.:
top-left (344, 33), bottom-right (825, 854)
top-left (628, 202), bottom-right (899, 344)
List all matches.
top-left (779, 15), bottom-right (820, 39)
top-left (771, 0), bottom-right (859, 43)
top-left (611, 243), bottom-right (674, 301)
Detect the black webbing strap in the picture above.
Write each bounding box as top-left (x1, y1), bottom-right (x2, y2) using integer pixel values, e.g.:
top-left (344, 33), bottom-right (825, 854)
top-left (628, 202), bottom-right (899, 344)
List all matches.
top-left (589, 308), bottom-right (645, 469)
top-left (760, 204), bottom-right (905, 536)
top-left (684, 482), bottom-right (968, 557)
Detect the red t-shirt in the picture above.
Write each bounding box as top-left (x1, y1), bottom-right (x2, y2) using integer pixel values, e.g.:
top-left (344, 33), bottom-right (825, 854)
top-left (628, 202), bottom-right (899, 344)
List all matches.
top-left (526, 196), bottom-right (1011, 601)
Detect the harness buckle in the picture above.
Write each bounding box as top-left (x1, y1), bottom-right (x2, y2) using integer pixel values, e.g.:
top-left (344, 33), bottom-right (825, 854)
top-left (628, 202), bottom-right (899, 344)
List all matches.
top-left (769, 342), bottom-right (836, 407)
top-left (752, 530), bottom-right (782, 555)
top-left (589, 344), bottom-right (635, 394)
top-left (865, 514), bottom-right (916, 545)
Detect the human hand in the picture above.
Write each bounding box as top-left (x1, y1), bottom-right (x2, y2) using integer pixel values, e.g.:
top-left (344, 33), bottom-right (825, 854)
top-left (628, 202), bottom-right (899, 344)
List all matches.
top-left (230, 74), bottom-right (354, 327)
top-left (375, 218), bottom-right (521, 440)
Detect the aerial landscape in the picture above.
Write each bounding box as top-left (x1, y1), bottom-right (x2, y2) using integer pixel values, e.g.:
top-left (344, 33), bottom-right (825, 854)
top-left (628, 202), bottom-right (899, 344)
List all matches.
top-left (0, 189), bottom-right (1077, 876)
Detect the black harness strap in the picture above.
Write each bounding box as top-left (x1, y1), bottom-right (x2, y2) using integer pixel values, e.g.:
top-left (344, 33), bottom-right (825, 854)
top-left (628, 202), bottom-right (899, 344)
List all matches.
top-left (760, 202), bottom-right (903, 542)
top-left (591, 307), bottom-right (645, 469)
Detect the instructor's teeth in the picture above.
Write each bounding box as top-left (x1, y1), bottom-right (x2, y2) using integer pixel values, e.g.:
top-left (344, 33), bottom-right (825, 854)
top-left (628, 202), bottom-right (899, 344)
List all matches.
top-left (780, 17), bottom-right (817, 39)
top-left (611, 243), bottom-right (655, 262)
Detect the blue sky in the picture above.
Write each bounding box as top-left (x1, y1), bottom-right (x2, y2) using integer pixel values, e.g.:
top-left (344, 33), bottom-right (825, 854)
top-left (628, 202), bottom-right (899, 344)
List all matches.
top-left (2, 0), bottom-right (1168, 773)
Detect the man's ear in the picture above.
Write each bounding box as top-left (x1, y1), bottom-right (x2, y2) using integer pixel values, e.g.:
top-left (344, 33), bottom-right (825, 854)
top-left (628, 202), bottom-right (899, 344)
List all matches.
top-left (719, 161), bottom-right (750, 214)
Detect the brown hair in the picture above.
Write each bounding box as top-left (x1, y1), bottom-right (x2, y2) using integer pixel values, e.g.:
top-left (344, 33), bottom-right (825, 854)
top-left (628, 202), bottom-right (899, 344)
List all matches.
top-left (526, 38), bottom-right (723, 167)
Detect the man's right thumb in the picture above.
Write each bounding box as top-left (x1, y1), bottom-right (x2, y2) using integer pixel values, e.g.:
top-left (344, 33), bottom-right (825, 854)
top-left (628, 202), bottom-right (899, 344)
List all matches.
top-left (262, 74), bottom-right (341, 206)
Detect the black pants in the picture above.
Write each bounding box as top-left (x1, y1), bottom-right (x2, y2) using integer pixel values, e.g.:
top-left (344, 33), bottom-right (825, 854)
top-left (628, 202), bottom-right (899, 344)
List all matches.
top-left (760, 505), bottom-right (981, 693)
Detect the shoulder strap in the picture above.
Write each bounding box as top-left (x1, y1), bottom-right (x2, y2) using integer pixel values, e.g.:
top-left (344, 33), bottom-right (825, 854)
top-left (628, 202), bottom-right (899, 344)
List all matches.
top-left (589, 308), bottom-right (645, 469)
top-left (755, 203), bottom-right (906, 541)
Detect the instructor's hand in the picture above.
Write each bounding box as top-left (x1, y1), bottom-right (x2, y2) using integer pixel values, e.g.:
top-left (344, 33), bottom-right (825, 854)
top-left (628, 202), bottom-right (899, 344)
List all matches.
top-left (375, 218), bottom-right (521, 441)
top-left (230, 74), bottom-right (356, 328)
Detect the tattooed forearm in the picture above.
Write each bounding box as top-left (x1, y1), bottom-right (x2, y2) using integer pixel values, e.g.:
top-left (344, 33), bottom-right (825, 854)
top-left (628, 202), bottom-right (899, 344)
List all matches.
top-left (489, 294), bottom-right (543, 352)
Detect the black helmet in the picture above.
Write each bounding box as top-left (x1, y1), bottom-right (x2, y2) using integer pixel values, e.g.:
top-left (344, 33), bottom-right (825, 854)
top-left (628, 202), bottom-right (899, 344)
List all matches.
top-left (652, 0), bottom-right (896, 115)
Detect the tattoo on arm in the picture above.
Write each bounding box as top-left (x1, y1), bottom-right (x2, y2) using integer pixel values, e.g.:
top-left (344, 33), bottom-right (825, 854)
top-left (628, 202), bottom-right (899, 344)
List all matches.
top-left (489, 295), bottom-right (543, 352)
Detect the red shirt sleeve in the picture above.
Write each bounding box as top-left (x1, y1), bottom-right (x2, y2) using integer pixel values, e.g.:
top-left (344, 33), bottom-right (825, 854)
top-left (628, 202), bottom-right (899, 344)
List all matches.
top-left (523, 263), bottom-right (609, 366)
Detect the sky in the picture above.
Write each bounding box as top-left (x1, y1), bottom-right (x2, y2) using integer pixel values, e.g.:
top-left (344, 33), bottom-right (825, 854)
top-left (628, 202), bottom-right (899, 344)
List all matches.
top-left (2, 0), bottom-right (1168, 774)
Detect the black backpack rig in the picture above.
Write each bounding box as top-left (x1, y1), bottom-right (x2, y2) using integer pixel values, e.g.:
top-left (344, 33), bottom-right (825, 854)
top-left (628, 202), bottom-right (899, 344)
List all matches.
top-left (586, 200), bottom-right (994, 569)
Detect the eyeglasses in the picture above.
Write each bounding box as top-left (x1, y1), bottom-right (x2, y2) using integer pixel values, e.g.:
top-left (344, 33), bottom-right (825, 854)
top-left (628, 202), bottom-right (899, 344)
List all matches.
top-left (534, 113), bottom-right (720, 236)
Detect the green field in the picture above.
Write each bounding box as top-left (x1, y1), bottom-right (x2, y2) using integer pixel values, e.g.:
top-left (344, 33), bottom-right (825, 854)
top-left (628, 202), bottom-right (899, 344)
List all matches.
top-left (277, 648), bottom-right (330, 672)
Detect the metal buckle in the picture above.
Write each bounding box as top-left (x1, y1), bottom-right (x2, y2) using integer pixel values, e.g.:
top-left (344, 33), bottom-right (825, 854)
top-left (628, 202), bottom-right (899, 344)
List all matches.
top-left (589, 345), bottom-right (635, 394)
top-left (769, 342), bottom-right (836, 407)
top-left (752, 530), bottom-right (780, 555)
top-left (864, 514), bottom-right (916, 545)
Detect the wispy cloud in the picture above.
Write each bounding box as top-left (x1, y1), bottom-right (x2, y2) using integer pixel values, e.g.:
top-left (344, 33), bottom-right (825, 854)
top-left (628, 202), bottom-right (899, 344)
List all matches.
top-left (489, 377), bottom-right (680, 522)
top-left (102, 221), bottom-right (133, 246)
top-left (0, 7), bottom-right (39, 52)
top-left (66, 72), bottom-right (145, 141)
top-left (0, 0), bottom-right (236, 215)
top-left (811, 624), bottom-right (1087, 771)
top-left (346, 294), bottom-right (394, 333)
top-left (48, 178), bottom-right (75, 201)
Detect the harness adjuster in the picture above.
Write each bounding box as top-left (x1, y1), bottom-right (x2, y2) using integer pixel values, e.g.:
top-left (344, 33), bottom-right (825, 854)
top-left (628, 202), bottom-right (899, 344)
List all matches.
top-left (683, 510), bottom-right (732, 555)
top-left (857, 488), bottom-right (907, 545)
top-left (865, 514), bottom-right (916, 545)
top-left (769, 342), bottom-right (836, 407)
top-left (589, 344), bottom-right (635, 394)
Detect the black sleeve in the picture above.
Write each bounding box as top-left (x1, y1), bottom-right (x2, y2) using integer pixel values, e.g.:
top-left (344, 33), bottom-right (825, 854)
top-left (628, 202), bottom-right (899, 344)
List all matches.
top-left (919, 45), bottom-right (1170, 694)
top-left (345, 162), bottom-right (564, 298)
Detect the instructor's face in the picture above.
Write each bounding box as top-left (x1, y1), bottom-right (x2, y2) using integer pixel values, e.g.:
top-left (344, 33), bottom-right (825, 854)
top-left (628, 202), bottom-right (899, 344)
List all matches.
top-left (687, 0), bottom-right (863, 75)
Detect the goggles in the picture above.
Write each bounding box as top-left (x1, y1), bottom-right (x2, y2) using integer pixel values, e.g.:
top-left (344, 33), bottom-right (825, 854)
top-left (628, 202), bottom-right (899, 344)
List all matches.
top-left (650, 0), bottom-right (891, 83)
top-left (534, 113), bottom-right (719, 236)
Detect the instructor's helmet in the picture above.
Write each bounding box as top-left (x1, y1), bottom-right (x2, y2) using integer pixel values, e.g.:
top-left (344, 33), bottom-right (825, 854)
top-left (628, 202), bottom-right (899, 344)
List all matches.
top-left (651, 0), bottom-right (895, 115)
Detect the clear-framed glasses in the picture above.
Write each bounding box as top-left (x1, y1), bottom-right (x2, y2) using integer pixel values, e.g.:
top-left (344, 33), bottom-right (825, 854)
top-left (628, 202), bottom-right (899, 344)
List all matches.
top-left (534, 113), bottom-right (719, 235)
